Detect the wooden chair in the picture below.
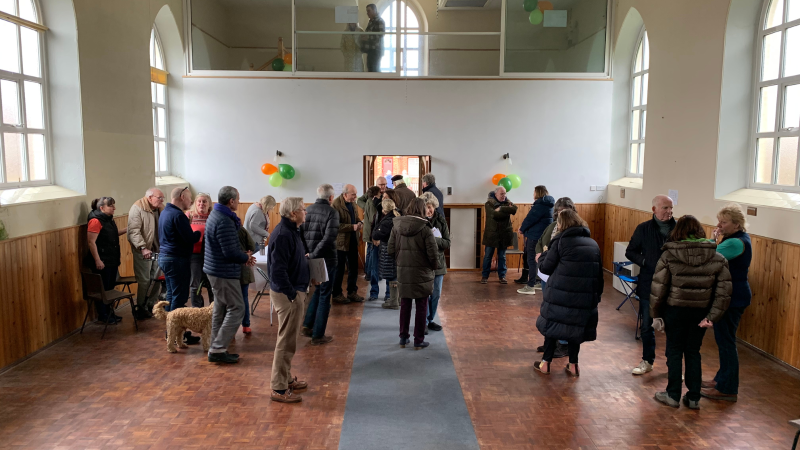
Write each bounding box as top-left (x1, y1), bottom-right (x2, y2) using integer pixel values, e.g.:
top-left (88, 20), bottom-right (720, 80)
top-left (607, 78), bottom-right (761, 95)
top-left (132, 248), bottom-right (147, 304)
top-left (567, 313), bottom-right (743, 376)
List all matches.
top-left (251, 267), bottom-right (273, 325)
top-left (80, 271), bottom-right (138, 338)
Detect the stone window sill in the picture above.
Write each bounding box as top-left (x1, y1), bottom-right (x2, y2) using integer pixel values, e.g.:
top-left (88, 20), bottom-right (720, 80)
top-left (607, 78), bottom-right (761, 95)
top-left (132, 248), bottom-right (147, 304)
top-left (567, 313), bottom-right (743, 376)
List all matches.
top-left (0, 185), bottom-right (84, 207)
top-left (718, 188), bottom-right (800, 212)
top-left (609, 177), bottom-right (643, 190)
top-left (156, 176), bottom-right (189, 187)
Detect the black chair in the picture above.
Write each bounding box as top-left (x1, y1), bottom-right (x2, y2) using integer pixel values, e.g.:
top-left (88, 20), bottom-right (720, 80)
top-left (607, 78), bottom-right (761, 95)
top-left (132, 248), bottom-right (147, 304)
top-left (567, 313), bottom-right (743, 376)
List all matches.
top-left (251, 266), bottom-right (273, 325)
top-left (613, 261), bottom-right (641, 340)
top-left (115, 272), bottom-right (137, 293)
top-left (80, 271), bottom-right (138, 338)
top-left (791, 419), bottom-right (800, 450)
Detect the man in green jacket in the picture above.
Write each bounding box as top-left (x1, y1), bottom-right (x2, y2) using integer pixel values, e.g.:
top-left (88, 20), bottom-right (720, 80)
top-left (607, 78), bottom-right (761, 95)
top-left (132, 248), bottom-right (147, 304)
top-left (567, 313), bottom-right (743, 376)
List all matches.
top-left (481, 186), bottom-right (517, 284)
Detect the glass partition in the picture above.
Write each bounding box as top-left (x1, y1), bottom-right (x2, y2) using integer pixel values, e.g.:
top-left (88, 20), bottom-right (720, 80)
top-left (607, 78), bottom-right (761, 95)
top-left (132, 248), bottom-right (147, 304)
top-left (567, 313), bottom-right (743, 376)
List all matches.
top-left (503, 0), bottom-right (608, 74)
top-left (428, 34), bottom-right (501, 76)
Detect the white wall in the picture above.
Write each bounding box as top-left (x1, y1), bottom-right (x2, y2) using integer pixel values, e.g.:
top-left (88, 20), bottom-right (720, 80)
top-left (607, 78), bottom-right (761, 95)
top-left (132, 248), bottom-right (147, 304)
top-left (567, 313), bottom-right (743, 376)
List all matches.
top-left (182, 78), bottom-right (612, 204)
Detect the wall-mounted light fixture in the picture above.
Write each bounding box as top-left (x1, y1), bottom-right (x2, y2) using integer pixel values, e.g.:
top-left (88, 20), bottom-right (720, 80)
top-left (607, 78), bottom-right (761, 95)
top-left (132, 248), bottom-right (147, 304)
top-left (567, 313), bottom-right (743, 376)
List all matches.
top-left (503, 153), bottom-right (512, 165)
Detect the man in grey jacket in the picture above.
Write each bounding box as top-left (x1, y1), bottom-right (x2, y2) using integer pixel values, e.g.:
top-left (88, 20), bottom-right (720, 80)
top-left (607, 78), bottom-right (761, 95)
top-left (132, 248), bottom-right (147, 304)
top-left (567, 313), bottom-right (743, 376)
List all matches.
top-left (127, 187), bottom-right (164, 319)
top-left (301, 184), bottom-right (340, 345)
top-left (204, 186), bottom-right (256, 364)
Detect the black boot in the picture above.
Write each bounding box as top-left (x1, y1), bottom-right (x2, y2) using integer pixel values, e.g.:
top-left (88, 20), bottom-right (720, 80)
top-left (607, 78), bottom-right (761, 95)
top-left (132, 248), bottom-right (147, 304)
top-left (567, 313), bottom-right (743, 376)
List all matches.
top-left (514, 269), bottom-right (529, 284)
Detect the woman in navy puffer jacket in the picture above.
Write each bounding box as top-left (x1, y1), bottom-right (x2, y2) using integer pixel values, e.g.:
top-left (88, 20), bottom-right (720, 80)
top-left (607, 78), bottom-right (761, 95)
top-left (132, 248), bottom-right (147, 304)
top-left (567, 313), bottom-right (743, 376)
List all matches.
top-left (534, 210), bottom-right (603, 377)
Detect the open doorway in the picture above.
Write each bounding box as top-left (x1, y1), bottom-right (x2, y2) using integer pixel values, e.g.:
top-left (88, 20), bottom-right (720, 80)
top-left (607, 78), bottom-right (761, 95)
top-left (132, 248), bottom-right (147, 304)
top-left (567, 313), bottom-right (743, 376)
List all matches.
top-left (363, 155), bottom-right (431, 194)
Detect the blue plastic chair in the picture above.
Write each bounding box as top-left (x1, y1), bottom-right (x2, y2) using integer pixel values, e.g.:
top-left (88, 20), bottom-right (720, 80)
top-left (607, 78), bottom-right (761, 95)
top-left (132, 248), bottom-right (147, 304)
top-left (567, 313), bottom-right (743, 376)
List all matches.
top-left (613, 261), bottom-right (641, 340)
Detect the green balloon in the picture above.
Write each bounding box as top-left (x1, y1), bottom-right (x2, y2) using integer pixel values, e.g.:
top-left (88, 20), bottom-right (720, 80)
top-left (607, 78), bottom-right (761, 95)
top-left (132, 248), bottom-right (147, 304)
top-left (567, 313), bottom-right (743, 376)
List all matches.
top-left (498, 177), bottom-right (513, 192)
top-left (403, 176), bottom-right (411, 185)
top-left (269, 172), bottom-right (283, 187)
top-left (523, 0), bottom-right (537, 12)
top-left (529, 9), bottom-right (543, 25)
top-left (272, 58), bottom-right (285, 71)
top-left (279, 164), bottom-right (296, 179)
top-left (283, 63), bottom-right (293, 72)
top-left (507, 174), bottom-right (522, 189)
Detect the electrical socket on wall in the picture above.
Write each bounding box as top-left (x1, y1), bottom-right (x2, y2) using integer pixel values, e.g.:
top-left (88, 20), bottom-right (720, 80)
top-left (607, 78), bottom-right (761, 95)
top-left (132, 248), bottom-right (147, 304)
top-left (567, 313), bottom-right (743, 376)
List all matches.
top-left (620, 188), bottom-right (626, 198)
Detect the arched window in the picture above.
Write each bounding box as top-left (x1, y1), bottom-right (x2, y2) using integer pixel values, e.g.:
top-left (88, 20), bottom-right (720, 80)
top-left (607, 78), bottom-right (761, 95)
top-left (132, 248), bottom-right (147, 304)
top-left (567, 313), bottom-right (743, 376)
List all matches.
top-left (628, 28), bottom-right (648, 177)
top-left (150, 26), bottom-right (169, 175)
top-left (752, 0), bottom-right (800, 189)
top-left (0, 0), bottom-right (49, 186)
top-left (380, 0), bottom-right (423, 76)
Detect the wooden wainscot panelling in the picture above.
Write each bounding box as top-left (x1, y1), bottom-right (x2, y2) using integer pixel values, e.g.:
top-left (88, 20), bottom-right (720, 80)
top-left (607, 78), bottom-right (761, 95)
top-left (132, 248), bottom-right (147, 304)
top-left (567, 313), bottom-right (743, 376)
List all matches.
top-left (603, 203), bottom-right (800, 370)
top-left (0, 215), bottom-right (135, 369)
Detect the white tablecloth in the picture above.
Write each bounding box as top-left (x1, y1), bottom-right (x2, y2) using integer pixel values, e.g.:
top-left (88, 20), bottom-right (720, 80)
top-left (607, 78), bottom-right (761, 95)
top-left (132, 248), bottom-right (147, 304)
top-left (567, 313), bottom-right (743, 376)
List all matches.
top-left (252, 248), bottom-right (269, 292)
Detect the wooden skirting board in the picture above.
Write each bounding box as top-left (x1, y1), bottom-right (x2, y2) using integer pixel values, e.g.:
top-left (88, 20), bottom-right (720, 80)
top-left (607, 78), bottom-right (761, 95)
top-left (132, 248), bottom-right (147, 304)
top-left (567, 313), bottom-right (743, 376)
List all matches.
top-left (1, 202), bottom-right (799, 371)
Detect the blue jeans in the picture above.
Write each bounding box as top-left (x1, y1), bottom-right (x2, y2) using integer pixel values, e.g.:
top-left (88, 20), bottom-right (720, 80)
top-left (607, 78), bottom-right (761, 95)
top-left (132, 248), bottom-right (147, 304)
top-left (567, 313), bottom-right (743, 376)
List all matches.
top-left (303, 262), bottom-right (337, 339)
top-left (713, 306), bottom-right (746, 395)
top-left (428, 274), bottom-right (444, 324)
top-left (241, 284), bottom-right (250, 327)
top-left (526, 238), bottom-right (539, 287)
top-left (481, 246), bottom-right (507, 279)
top-left (159, 256), bottom-right (191, 312)
top-left (367, 242), bottom-right (387, 299)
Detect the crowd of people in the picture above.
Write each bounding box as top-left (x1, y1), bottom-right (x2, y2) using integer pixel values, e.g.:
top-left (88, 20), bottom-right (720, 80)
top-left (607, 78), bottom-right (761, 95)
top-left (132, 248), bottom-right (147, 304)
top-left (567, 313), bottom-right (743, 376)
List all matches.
top-left (84, 174), bottom-right (751, 409)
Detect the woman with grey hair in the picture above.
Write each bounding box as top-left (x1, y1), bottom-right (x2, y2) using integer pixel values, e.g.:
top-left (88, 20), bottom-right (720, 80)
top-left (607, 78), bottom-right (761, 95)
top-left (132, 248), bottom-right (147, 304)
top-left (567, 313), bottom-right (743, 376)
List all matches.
top-left (245, 195), bottom-right (276, 251)
top-left (268, 197), bottom-right (311, 403)
top-left (372, 197), bottom-right (401, 309)
top-left (420, 191), bottom-right (450, 332)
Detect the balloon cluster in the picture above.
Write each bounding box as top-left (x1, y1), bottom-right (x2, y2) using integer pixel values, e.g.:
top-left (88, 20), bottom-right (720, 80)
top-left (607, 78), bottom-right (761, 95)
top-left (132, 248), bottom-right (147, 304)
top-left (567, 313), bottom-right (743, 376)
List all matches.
top-left (491, 173), bottom-right (522, 192)
top-left (523, 0), bottom-right (552, 25)
top-left (261, 163), bottom-right (296, 187)
top-left (272, 53), bottom-right (293, 72)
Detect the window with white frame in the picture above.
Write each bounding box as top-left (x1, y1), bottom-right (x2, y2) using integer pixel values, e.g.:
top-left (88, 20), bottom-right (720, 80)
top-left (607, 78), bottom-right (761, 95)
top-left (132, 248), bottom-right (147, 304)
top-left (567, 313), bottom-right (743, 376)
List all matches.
top-left (752, 0), bottom-right (800, 189)
top-left (380, 0), bottom-right (422, 76)
top-left (0, 0), bottom-right (50, 187)
top-left (150, 26), bottom-right (169, 175)
top-left (628, 29), bottom-right (648, 177)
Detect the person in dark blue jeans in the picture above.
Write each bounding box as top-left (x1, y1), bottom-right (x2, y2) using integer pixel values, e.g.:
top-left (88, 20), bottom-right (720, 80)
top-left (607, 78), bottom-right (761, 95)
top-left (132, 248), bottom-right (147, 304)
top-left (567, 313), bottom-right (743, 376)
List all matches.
top-left (625, 195), bottom-right (676, 375)
top-left (702, 204), bottom-right (752, 402)
top-left (517, 186), bottom-right (554, 295)
top-left (301, 185), bottom-right (341, 345)
top-left (158, 187), bottom-right (201, 345)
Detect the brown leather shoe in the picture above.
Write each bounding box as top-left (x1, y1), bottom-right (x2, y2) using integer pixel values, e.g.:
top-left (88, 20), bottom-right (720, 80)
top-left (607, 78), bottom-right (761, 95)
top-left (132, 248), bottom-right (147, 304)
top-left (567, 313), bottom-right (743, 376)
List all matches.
top-left (700, 387), bottom-right (737, 402)
top-left (288, 376), bottom-right (308, 391)
top-left (271, 389), bottom-right (302, 403)
top-left (534, 360), bottom-right (550, 374)
top-left (301, 327), bottom-right (313, 337)
top-left (701, 379), bottom-right (716, 389)
top-left (310, 335), bottom-right (334, 346)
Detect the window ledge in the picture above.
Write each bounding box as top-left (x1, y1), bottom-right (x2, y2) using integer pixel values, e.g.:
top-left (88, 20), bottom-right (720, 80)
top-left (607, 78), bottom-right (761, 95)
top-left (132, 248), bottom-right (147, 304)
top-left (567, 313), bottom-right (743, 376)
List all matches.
top-left (718, 188), bottom-right (800, 212)
top-left (609, 177), bottom-right (643, 190)
top-left (0, 185), bottom-right (84, 207)
top-left (156, 176), bottom-right (189, 187)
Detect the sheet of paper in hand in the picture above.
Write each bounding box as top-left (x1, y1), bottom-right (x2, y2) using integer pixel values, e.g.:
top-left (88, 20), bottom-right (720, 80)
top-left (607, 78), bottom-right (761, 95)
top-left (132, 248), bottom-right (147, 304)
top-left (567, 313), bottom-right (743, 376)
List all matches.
top-left (537, 269), bottom-right (549, 282)
top-left (432, 227), bottom-right (442, 238)
top-left (309, 258), bottom-right (329, 283)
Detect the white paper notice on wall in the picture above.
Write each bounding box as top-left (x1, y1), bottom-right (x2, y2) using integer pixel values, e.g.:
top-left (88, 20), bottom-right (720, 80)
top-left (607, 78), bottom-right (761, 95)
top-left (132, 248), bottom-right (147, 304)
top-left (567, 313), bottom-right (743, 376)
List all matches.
top-left (543, 10), bottom-right (567, 27)
top-left (335, 6), bottom-right (359, 23)
top-left (332, 183), bottom-right (345, 195)
top-left (668, 189), bottom-right (679, 206)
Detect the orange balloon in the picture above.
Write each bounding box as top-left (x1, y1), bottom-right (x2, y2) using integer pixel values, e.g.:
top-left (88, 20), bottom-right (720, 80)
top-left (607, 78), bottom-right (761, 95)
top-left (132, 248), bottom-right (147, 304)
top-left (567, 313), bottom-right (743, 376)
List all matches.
top-left (538, 0), bottom-right (553, 11)
top-left (261, 163), bottom-right (278, 175)
top-left (492, 173), bottom-right (506, 185)
top-left (283, 53), bottom-right (293, 64)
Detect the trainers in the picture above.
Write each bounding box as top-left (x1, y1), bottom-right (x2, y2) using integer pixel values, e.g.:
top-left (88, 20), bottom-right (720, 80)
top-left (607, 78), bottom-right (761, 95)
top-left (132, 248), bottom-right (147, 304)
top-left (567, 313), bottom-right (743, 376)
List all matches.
top-left (301, 327), bottom-right (313, 337)
top-left (682, 395), bottom-right (700, 410)
top-left (310, 335), bottom-right (334, 346)
top-left (271, 389), bottom-right (302, 403)
top-left (208, 352), bottom-right (239, 364)
top-left (517, 286), bottom-right (537, 295)
top-left (332, 295), bottom-right (350, 304)
top-left (347, 292), bottom-right (365, 303)
top-left (414, 341), bottom-right (430, 350)
top-left (654, 392), bottom-right (679, 408)
top-left (631, 360), bottom-right (653, 375)
top-left (427, 322), bottom-right (442, 331)
top-left (499, 278), bottom-right (508, 284)
top-left (382, 302), bottom-right (399, 310)
top-left (480, 278), bottom-right (488, 284)
top-left (242, 327), bottom-right (252, 334)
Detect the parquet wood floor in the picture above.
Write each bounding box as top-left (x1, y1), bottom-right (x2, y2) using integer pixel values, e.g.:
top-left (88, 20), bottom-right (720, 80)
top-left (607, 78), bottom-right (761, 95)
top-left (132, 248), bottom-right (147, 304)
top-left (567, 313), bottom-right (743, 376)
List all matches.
top-left (1, 273), bottom-right (800, 449)
top-left (441, 272), bottom-right (800, 450)
top-left (0, 285), bottom-right (365, 450)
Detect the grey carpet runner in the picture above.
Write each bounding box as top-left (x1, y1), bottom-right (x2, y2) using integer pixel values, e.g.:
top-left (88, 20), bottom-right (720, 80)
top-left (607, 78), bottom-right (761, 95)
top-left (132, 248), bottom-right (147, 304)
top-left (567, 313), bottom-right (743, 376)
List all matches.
top-left (338, 300), bottom-right (480, 450)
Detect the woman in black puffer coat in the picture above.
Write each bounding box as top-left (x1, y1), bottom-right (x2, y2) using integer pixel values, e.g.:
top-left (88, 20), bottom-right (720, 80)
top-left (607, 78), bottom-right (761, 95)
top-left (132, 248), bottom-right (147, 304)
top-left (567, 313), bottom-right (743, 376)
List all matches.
top-left (534, 210), bottom-right (603, 377)
top-left (372, 197), bottom-right (402, 309)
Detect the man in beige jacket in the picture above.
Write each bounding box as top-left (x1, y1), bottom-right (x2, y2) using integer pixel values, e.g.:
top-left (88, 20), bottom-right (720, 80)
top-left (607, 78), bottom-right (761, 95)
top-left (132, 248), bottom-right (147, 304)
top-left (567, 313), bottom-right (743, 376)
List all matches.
top-left (127, 188), bottom-right (164, 319)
